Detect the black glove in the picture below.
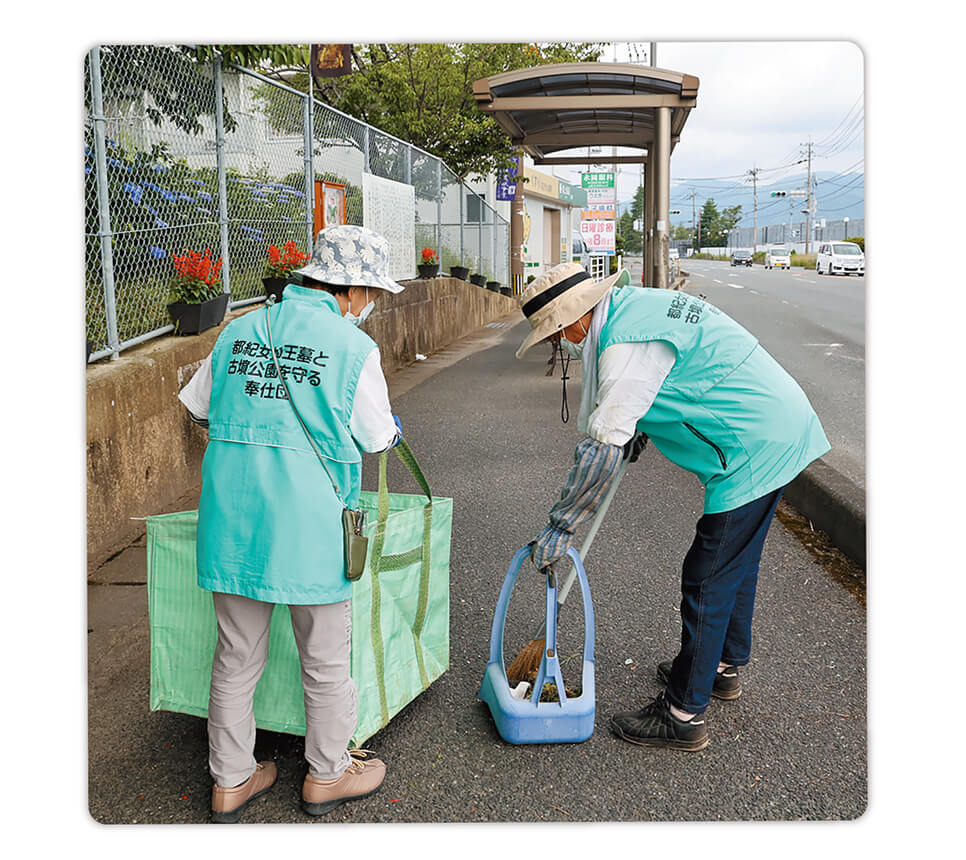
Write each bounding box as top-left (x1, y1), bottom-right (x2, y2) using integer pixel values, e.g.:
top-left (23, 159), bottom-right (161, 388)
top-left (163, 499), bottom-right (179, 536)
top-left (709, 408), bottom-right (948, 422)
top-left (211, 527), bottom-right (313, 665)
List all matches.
top-left (622, 431), bottom-right (648, 463)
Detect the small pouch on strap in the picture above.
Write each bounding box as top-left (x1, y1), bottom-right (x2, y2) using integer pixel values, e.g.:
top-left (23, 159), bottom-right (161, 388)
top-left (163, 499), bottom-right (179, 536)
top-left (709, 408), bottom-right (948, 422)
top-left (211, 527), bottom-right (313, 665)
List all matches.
top-left (343, 508), bottom-right (369, 581)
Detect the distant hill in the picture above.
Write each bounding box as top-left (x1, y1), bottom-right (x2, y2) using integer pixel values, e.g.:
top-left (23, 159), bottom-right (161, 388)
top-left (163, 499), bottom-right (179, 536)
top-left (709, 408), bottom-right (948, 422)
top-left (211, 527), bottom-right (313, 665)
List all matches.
top-left (619, 171), bottom-right (864, 229)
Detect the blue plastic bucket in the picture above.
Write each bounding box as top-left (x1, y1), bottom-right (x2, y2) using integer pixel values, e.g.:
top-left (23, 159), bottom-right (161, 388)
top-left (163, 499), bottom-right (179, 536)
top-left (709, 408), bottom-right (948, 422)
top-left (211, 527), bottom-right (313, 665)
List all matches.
top-left (478, 545), bottom-right (596, 744)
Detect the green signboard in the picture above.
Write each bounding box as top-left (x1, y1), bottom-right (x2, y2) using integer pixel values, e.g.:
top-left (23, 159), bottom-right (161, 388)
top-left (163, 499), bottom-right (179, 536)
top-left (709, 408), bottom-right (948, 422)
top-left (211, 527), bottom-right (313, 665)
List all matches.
top-left (557, 182), bottom-right (587, 207)
top-left (581, 172), bottom-right (615, 189)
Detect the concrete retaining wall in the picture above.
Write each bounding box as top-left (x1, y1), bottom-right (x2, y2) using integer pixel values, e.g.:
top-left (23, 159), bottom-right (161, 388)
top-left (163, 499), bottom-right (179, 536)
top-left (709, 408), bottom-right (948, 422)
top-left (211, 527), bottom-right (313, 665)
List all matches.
top-left (86, 277), bottom-right (516, 570)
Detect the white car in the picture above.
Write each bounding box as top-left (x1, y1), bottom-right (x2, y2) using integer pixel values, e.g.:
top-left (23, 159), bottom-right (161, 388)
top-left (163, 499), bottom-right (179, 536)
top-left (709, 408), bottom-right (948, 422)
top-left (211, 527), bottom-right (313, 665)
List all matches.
top-left (765, 247), bottom-right (791, 269)
top-left (816, 241), bottom-right (865, 276)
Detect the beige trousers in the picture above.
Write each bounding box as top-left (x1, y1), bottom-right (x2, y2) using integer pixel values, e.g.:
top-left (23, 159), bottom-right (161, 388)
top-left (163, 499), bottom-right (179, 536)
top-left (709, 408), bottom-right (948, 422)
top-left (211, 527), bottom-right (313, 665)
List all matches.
top-left (208, 592), bottom-right (357, 788)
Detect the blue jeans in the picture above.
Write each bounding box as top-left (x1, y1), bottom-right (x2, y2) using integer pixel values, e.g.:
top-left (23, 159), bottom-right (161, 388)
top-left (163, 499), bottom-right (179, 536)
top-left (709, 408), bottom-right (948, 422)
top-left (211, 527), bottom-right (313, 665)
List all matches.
top-left (664, 487), bottom-right (784, 715)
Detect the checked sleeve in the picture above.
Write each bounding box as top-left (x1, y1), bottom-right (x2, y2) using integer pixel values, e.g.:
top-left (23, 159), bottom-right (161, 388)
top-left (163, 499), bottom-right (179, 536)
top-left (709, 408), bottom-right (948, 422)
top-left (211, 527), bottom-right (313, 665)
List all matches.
top-left (530, 437), bottom-right (624, 570)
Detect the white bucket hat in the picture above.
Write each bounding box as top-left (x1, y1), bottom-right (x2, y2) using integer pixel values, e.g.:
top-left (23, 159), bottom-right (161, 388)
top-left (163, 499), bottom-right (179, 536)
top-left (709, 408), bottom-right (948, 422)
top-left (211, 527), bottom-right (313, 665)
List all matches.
top-left (292, 224), bottom-right (404, 293)
top-left (515, 262), bottom-right (624, 358)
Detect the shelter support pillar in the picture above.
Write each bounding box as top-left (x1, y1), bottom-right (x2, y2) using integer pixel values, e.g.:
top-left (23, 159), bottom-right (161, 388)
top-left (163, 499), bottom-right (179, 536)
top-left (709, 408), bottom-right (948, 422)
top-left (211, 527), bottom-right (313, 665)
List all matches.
top-left (644, 155), bottom-right (654, 287)
top-left (653, 106), bottom-right (671, 288)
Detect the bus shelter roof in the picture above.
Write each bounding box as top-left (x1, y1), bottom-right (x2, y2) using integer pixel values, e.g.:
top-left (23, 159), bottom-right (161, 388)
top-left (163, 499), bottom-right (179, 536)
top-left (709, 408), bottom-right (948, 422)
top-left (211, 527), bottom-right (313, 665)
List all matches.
top-left (472, 62), bottom-right (699, 165)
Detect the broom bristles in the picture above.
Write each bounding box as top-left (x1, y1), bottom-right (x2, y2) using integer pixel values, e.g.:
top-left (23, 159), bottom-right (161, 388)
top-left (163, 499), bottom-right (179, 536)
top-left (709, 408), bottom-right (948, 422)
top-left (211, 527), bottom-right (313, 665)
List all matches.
top-left (506, 637), bottom-right (546, 685)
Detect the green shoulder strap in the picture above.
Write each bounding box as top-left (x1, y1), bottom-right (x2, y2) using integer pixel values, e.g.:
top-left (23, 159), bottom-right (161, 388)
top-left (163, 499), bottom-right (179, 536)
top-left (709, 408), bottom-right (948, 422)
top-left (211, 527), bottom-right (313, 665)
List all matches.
top-left (366, 438), bottom-right (435, 727)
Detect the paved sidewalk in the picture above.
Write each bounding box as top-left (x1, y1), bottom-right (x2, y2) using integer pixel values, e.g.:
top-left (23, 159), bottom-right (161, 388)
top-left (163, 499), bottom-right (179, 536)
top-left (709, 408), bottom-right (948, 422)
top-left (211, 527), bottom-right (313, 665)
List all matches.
top-left (87, 315), bottom-right (866, 824)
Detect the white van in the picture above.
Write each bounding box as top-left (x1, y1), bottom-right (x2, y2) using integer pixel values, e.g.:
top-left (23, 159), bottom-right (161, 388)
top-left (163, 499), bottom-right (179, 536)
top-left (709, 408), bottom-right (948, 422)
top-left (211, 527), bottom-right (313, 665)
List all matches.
top-left (816, 241), bottom-right (865, 276)
top-left (765, 247), bottom-right (791, 269)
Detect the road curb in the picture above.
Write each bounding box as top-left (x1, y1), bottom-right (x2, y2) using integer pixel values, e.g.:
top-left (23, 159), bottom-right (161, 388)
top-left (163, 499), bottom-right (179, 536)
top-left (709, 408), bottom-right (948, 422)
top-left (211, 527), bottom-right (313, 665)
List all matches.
top-left (783, 458), bottom-right (866, 570)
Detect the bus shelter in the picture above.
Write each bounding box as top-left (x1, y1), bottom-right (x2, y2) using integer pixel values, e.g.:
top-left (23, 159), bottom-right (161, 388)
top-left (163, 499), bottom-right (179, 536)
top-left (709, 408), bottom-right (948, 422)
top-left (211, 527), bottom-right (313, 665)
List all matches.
top-left (473, 62), bottom-right (698, 290)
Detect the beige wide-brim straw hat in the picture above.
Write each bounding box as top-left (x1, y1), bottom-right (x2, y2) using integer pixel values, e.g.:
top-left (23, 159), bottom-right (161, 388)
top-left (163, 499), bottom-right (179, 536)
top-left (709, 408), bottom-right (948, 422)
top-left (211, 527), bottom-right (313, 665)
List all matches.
top-left (515, 262), bottom-right (623, 358)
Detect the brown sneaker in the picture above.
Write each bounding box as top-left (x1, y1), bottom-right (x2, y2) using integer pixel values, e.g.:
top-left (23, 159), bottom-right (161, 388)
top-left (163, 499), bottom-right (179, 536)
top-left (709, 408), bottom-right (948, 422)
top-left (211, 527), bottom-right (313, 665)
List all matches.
top-left (210, 761), bottom-right (277, 823)
top-left (301, 749), bottom-right (386, 816)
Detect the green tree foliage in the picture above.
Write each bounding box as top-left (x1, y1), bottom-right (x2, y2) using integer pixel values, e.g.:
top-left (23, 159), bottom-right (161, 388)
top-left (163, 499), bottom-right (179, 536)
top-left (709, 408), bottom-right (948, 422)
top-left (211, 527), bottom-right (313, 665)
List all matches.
top-left (697, 198), bottom-right (742, 247)
top-left (618, 210), bottom-right (642, 254)
top-left (304, 42), bottom-right (604, 180)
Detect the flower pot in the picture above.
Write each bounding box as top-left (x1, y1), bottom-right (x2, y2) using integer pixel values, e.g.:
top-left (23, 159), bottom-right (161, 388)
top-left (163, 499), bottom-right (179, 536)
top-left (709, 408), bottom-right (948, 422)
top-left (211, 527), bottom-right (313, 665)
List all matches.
top-left (486, 281), bottom-right (500, 292)
top-left (449, 266), bottom-right (469, 281)
top-left (417, 264), bottom-right (439, 278)
top-left (499, 286), bottom-right (512, 297)
top-left (167, 292), bottom-right (230, 335)
top-left (470, 274), bottom-right (487, 287)
top-left (262, 277), bottom-right (290, 303)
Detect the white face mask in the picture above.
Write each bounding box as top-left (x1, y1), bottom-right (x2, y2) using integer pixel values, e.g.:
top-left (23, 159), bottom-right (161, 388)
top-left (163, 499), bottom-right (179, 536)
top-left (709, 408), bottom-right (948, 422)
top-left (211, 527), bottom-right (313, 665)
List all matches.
top-left (344, 288), bottom-right (374, 326)
top-left (559, 337), bottom-right (583, 359)
top-left (559, 318), bottom-right (588, 359)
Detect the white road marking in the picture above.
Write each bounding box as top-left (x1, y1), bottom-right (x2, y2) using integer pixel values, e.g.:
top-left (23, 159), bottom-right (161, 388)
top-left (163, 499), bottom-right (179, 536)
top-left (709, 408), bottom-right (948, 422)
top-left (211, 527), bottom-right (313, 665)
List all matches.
top-left (728, 283), bottom-right (744, 289)
top-left (713, 279), bottom-right (722, 284)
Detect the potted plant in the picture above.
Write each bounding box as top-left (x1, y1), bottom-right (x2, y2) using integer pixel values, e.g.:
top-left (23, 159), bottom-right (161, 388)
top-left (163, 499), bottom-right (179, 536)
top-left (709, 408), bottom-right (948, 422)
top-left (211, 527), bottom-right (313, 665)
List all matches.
top-left (470, 273), bottom-right (487, 287)
top-left (449, 263), bottom-right (469, 281)
top-left (418, 247), bottom-right (439, 278)
top-left (264, 240), bottom-right (309, 302)
top-left (166, 247), bottom-right (229, 335)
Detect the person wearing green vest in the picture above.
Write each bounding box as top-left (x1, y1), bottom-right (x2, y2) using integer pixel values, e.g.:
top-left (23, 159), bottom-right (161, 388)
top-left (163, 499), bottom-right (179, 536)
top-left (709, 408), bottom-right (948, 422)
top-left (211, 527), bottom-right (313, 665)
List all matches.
top-left (178, 225), bottom-right (404, 822)
top-left (515, 262), bottom-right (830, 752)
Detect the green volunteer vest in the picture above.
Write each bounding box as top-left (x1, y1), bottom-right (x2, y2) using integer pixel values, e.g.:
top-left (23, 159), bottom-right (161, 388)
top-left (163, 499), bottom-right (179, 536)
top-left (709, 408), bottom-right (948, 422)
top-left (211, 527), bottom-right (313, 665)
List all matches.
top-left (598, 287), bottom-right (830, 513)
top-left (197, 286), bottom-right (376, 604)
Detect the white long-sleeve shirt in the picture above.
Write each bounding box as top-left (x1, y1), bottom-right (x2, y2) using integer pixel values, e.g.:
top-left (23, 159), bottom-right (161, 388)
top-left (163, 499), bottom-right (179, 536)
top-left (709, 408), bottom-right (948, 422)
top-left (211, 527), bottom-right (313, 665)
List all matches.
top-left (586, 339), bottom-right (677, 446)
top-left (178, 346), bottom-right (398, 453)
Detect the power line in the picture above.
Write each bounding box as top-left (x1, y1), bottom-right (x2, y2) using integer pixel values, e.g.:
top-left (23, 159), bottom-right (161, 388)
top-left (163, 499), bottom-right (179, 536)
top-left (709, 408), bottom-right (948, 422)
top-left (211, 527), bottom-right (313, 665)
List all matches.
top-left (815, 93), bottom-right (863, 147)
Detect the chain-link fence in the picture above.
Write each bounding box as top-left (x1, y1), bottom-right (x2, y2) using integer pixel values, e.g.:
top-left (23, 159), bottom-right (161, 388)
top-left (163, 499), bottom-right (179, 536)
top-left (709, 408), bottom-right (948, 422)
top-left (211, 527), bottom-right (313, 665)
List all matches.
top-left (85, 46), bottom-right (509, 362)
top-left (727, 217), bottom-right (864, 251)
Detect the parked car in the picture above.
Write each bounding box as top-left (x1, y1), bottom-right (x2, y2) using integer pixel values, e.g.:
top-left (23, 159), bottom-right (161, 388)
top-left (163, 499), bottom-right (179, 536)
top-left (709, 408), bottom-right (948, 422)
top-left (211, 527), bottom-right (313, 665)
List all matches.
top-left (572, 232), bottom-right (592, 274)
top-left (765, 247), bottom-right (791, 269)
top-left (816, 241), bottom-right (865, 276)
top-left (730, 250), bottom-right (752, 267)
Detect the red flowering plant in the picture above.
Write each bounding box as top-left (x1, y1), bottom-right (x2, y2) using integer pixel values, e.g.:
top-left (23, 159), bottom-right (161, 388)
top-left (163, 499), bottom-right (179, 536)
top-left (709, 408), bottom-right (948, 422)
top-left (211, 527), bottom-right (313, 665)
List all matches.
top-left (265, 240), bottom-right (310, 279)
top-left (420, 247), bottom-right (438, 266)
top-left (169, 247), bottom-right (224, 303)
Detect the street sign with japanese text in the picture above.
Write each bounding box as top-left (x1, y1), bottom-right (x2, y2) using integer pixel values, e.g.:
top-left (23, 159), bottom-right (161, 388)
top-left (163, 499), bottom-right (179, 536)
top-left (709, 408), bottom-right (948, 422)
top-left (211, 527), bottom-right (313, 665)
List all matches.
top-left (580, 219), bottom-right (616, 255)
top-left (496, 157), bottom-right (518, 201)
top-left (581, 172), bottom-right (615, 189)
top-left (582, 205), bottom-right (616, 220)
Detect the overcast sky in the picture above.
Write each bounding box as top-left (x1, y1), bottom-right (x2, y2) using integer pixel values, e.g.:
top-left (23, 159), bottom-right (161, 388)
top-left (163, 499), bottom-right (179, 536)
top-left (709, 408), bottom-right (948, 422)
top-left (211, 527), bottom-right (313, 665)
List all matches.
top-left (545, 41), bottom-right (864, 207)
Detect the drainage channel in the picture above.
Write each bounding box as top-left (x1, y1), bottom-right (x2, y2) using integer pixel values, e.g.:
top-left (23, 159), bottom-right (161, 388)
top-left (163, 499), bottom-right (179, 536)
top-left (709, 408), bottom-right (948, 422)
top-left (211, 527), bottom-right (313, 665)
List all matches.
top-left (775, 501), bottom-right (866, 606)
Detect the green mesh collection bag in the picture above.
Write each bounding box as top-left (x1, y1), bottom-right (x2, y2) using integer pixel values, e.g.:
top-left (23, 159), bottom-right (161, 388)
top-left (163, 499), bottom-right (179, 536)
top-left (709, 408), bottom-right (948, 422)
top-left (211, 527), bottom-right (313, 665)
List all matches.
top-left (145, 440), bottom-right (452, 748)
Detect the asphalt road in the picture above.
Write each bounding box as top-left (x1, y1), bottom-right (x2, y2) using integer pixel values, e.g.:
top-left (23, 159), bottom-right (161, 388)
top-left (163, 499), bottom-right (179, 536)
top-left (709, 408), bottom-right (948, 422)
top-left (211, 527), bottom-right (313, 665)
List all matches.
top-left (677, 260), bottom-right (866, 489)
top-left (87, 314), bottom-right (867, 826)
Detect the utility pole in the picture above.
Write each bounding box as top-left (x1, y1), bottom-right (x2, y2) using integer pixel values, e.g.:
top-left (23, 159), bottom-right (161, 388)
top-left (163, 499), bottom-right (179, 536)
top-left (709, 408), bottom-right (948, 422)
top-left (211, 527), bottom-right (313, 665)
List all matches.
top-left (746, 166), bottom-right (760, 253)
top-left (804, 137), bottom-right (814, 254)
top-left (688, 186), bottom-right (697, 254)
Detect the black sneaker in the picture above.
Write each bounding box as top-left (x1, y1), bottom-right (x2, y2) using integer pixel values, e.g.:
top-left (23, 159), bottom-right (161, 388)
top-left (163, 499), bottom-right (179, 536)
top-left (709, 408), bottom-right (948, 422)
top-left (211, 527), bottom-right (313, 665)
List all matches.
top-left (609, 693), bottom-right (709, 751)
top-left (657, 661), bottom-right (742, 700)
